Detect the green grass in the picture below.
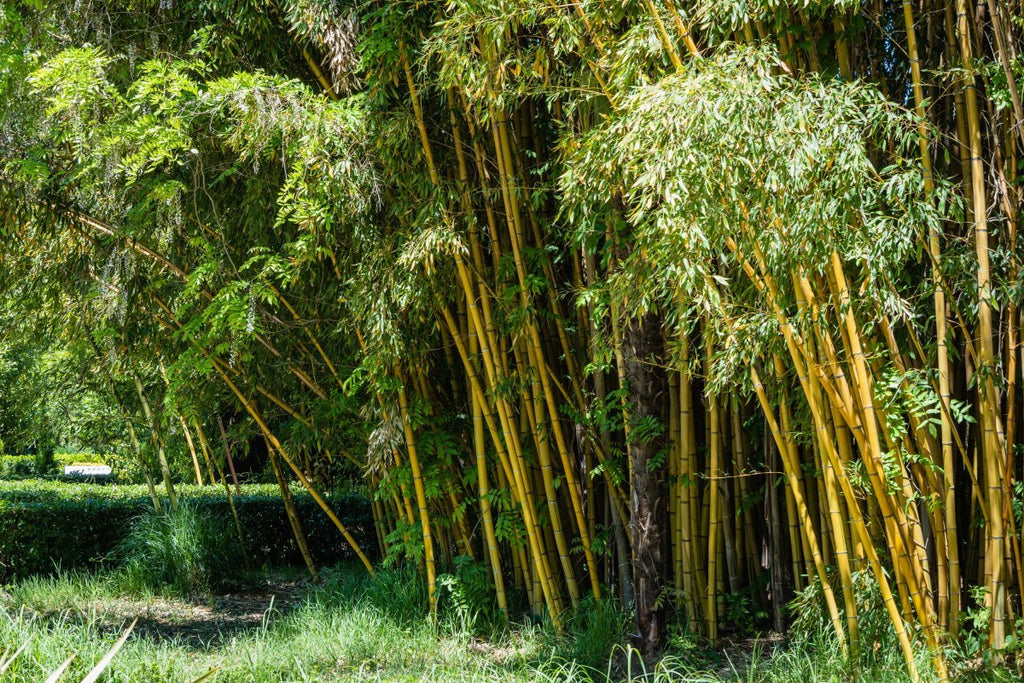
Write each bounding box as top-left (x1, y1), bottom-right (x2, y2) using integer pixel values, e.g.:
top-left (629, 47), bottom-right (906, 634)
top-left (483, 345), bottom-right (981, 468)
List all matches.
top-left (115, 503), bottom-right (238, 596)
top-left (1, 567), bottom-right (552, 682)
top-left (2, 567), bottom-right (1021, 682)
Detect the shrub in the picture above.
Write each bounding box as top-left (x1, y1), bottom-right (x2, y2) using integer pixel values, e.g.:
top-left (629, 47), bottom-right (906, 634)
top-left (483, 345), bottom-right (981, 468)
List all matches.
top-left (52, 452), bottom-right (108, 469)
top-left (0, 480), bottom-right (376, 582)
top-left (0, 454), bottom-right (39, 478)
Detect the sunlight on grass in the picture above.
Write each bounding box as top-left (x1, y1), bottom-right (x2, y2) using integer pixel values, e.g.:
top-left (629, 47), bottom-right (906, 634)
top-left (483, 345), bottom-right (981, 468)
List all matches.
top-left (2, 567), bottom-right (1021, 682)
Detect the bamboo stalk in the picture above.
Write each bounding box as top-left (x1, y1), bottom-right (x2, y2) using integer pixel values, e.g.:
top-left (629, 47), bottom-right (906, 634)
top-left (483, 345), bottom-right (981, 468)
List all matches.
top-left (133, 375), bottom-right (178, 509)
top-left (706, 336), bottom-right (721, 643)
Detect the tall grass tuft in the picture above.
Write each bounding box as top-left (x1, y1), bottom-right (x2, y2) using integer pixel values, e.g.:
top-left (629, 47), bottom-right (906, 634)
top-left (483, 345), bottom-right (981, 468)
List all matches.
top-left (114, 502), bottom-right (236, 596)
top-left (540, 594), bottom-right (629, 675)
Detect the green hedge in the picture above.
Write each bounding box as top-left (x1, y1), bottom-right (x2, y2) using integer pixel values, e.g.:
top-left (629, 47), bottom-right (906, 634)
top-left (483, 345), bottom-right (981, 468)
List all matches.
top-left (0, 455), bottom-right (38, 478)
top-left (0, 480), bottom-right (376, 581)
top-left (52, 452), bottom-right (108, 468)
top-left (0, 453), bottom-right (115, 480)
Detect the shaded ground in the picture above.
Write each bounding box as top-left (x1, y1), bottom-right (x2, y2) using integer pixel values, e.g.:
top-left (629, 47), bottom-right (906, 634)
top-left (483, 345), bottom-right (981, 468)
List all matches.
top-left (23, 578), bottom-right (307, 649)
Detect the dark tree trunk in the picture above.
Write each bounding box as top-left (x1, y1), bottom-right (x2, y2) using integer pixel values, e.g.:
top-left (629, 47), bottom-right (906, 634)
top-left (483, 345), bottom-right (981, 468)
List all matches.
top-left (766, 436), bottom-right (793, 633)
top-left (622, 310), bottom-right (668, 665)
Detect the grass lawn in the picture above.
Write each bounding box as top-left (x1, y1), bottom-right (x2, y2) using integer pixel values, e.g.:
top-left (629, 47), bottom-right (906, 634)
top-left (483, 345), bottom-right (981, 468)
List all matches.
top-left (1, 565), bottom-right (606, 682)
top-left (3, 563), bottom-right (1020, 682)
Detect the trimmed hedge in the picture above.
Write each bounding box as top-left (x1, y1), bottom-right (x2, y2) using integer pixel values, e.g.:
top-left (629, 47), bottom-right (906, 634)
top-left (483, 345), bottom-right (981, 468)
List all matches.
top-left (0, 455), bottom-right (38, 479)
top-left (52, 452), bottom-right (109, 470)
top-left (0, 480), bottom-right (376, 581)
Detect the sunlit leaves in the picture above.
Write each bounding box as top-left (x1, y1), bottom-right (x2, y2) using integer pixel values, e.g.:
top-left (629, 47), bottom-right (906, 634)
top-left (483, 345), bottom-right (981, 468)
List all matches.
top-left (560, 44), bottom-right (942, 390)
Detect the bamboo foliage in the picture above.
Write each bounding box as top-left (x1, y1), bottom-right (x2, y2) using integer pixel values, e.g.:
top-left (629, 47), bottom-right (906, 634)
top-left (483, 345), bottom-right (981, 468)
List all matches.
top-left (2, 0), bottom-right (1024, 678)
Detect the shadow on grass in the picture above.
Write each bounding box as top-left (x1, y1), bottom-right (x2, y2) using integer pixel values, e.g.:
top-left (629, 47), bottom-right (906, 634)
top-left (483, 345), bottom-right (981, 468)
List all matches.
top-left (15, 569), bottom-right (310, 650)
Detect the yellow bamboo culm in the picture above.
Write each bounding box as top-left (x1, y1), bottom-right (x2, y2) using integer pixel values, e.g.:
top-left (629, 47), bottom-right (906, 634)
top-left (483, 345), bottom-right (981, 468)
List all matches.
top-left (705, 335), bottom-right (720, 643)
top-left (395, 370), bottom-right (438, 615)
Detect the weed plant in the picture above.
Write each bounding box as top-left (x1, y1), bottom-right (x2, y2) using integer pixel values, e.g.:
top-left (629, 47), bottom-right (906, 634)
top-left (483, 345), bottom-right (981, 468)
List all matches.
top-left (544, 595), bottom-right (631, 674)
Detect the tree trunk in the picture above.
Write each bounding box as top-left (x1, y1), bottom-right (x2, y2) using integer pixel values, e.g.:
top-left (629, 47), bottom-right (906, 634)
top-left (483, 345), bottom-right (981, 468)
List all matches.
top-left (622, 310), bottom-right (668, 664)
top-left (766, 435), bottom-right (793, 633)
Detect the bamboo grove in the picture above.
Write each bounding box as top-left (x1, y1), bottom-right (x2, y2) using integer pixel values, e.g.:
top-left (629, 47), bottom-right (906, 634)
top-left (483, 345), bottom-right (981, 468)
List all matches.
top-left (2, 0), bottom-right (1024, 677)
